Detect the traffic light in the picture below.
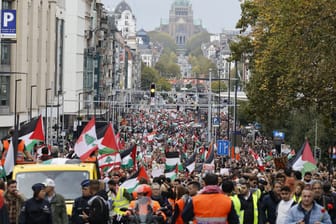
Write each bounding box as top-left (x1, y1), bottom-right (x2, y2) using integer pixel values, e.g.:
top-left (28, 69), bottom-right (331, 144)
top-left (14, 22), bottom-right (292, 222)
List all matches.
top-left (150, 83), bottom-right (155, 98)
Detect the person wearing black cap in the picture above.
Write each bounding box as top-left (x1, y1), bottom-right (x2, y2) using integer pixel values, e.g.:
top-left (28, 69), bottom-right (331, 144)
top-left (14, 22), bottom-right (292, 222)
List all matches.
top-left (18, 183), bottom-right (52, 224)
top-left (71, 179), bottom-right (92, 224)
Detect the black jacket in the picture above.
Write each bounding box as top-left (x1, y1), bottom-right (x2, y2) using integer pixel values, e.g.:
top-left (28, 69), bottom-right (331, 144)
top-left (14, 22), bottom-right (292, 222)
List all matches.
top-left (87, 191), bottom-right (109, 224)
top-left (19, 197), bottom-right (52, 224)
top-left (259, 191), bottom-right (281, 224)
top-left (315, 193), bottom-right (336, 223)
top-left (71, 196), bottom-right (91, 224)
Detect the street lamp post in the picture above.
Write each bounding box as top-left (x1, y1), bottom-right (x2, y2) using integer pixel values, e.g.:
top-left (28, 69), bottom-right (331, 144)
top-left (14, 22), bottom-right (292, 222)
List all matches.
top-left (207, 69), bottom-right (212, 143)
top-left (30, 85), bottom-right (37, 120)
top-left (218, 68), bottom-right (222, 140)
top-left (13, 79), bottom-right (22, 162)
top-left (45, 88), bottom-right (52, 143)
top-left (78, 90), bottom-right (92, 121)
top-left (78, 92), bottom-right (83, 121)
top-left (56, 90), bottom-right (63, 151)
top-left (233, 60), bottom-right (238, 152)
top-left (14, 79), bottom-right (22, 130)
top-left (227, 62), bottom-right (231, 138)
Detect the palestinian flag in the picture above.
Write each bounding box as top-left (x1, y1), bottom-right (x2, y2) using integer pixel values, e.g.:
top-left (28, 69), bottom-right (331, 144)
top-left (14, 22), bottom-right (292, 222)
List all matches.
top-left (194, 143), bottom-right (215, 173)
top-left (19, 115), bottom-right (45, 153)
top-left (289, 140), bottom-right (317, 174)
top-left (97, 123), bottom-right (119, 154)
top-left (97, 123), bottom-right (121, 174)
top-left (120, 166), bottom-right (149, 193)
top-left (165, 151), bottom-right (183, 171)
top-left (120, 145), bottom-right (137, 169)
top-left (204, 142), bottom-right (215, 164)
top-left (164, 164), bottom-right (178, 180)
top-left (287, 149), bottom-right (296, 160)
top-left (200, 146), bottom-right (207, 161)
top-left (74, 117), bottom-right (98, 160)
top-left (185, 152), bottom-right (196, 173)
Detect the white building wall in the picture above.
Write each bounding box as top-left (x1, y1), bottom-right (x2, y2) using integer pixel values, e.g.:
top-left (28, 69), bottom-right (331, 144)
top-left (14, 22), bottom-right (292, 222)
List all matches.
top-left (116, 10), bottom-right (136, 38)
top-left (127, 60), bottom-right (133, 89)
top-left (0, 0), bottom-right (57, 128)
top-left (63, 0), bottom-right (90, 114)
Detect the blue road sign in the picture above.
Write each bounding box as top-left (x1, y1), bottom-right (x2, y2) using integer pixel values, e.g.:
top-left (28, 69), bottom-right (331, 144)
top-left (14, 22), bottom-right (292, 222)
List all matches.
top-left (213, 117), bottom-right (220, 127)
top-left (273, 130), bottom-right (285, 139)
top-left (217, 140), bottom-right (230, 156)
top-left (1, 10), bottom-right (16, 38)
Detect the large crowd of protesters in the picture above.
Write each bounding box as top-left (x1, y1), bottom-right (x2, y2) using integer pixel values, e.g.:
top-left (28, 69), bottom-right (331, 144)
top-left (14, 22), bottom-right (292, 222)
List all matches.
top-left (0, 108), bottom-right (335, 223)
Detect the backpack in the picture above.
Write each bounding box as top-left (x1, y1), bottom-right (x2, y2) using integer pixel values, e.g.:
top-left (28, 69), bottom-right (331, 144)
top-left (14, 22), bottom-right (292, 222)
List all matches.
top-left (95, 195), bottom-right (111, 224)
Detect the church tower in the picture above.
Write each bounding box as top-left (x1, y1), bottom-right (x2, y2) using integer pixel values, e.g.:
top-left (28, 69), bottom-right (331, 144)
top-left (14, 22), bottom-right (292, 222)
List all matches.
top-left (160, 0), bottom-right (204, 53)
top-left (169, 0), bottom-right (194, 47)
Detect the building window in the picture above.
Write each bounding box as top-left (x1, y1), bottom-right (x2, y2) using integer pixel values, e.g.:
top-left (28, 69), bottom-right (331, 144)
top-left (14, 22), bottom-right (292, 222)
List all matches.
top-left (0, 44), bottom-right (10, 65)
top-left (0, 76), bottom-right (10, 106)
top-left (2, 1), bottom-right (12, 9)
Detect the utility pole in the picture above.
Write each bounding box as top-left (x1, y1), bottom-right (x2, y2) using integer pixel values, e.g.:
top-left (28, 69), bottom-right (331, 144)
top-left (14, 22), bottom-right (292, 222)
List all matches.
top-left (227, 62), bottom-right (231, 138)
top-left (233, 60), bottom-right (238, 152)
top-left (207, 69), bottom-right (212, 143)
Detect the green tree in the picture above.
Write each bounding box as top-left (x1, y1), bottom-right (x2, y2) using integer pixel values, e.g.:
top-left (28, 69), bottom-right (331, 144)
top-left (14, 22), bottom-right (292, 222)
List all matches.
top-left (237, 100), bottom-right (256, 126)
top-left (155, 52), bottom-right (181, 78)
top-left (140, 65), bottom-right (160, 90)
top-left (148, 31), bottom-right (177, 53)
top-left (186, 32), bottom-right (210, 56)
top-left (141, 63), bottom-right (172, 92)
top-left (189, 55), bottom-right (217, 76)
top-left (211, 81), bottom-right (227, 93)
top-left (157, 77), bottom-right (172, 91)
top-left (232, 0), bottom-right (336, 147)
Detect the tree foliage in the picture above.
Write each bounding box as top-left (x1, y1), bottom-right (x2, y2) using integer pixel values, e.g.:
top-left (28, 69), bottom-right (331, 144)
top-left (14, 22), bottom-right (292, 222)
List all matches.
top-left (189, 55), bottom-right (217, 76)
top-left (185, 31), bottom-right (210, 56)
top-left (154, 52), bottom-right (181, 78)
top-left (232, 0), bottom-right (336, 146)
top-left (148, 31), bottom-right (177, 53)
top-left (211, 81), bottom-right (227, 93)
top-left (140, 65), bottom-right (160, 90)
top-left (140, 64), bottom-right (172, 91)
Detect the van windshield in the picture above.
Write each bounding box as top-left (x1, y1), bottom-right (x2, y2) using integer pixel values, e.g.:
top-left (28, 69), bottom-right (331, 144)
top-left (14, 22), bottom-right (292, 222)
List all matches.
top-left (15, 171), bottom-right (90, 200)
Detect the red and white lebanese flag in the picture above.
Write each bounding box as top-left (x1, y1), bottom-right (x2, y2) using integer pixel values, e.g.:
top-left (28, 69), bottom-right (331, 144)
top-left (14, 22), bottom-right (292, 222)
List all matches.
top-left (145, 131), bottom-right (156, 143)
top-left (249, 147), bottom-right (265, 171)
top-left (74, 117), bottom-right (98, 160)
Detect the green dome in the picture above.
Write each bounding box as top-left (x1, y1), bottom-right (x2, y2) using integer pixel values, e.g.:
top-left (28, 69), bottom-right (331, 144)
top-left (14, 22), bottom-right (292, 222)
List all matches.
top-left (174, 0), bottom-right (190, 7)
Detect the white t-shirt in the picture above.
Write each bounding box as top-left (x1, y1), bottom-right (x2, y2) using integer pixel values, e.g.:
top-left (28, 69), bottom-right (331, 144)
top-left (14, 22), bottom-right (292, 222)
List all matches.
top-left (276, 198), bottom-right (295, 224)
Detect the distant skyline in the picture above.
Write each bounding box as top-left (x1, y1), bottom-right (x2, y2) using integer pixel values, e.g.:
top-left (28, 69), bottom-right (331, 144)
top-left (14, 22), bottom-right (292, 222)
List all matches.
top-left (101, 0), bottom-right (242, 33)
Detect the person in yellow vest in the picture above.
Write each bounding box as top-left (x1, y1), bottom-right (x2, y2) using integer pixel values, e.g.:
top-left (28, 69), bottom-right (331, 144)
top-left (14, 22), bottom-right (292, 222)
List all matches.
top-left (107, 179), bottom-right (132, 217)
top-left (1, 129), bottom-right (34, 165)
top-left (182, 173), bottom-right (239, 224)
top-left (238, 178), bottom-right (260, 224)
top-left (222, 179), bottom-right (243, 224)
top-left (293, 181), bottom-right (304, 203)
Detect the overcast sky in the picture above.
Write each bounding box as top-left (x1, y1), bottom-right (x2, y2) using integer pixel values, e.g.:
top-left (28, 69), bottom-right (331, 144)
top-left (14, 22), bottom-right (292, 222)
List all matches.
top-left (101, 0), bottom-right (242, 33)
